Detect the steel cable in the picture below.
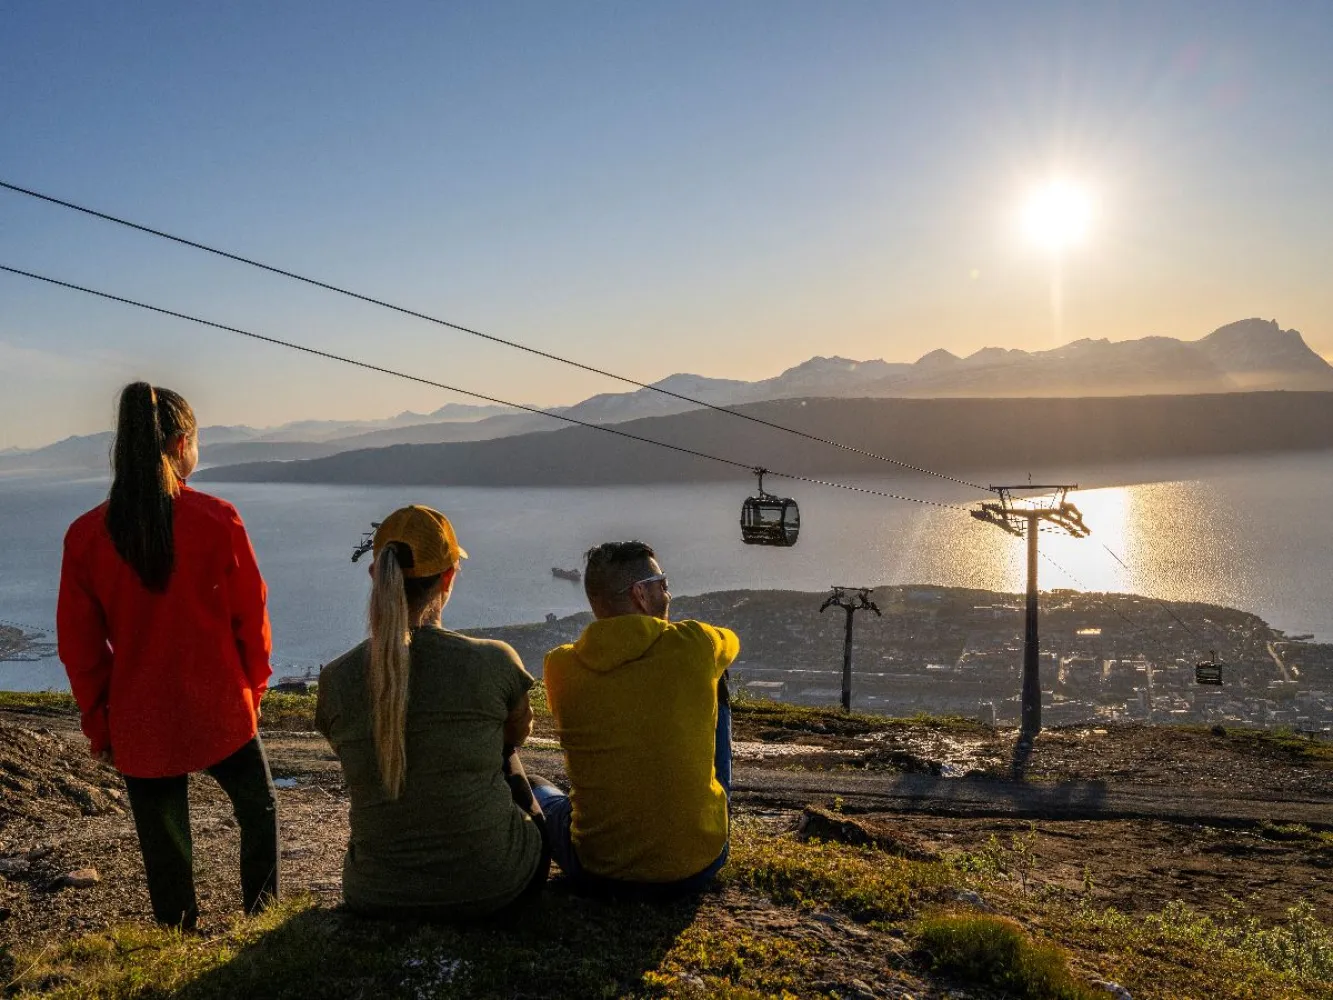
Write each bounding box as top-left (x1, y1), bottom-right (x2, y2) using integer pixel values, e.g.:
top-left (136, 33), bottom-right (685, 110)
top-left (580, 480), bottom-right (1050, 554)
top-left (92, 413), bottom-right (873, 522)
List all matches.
top-left (1098, 542), bottom-right (1210, 642)
top-left (0, 179), bottom-right (991, 492)
top-left (0, 264), bottom-right (970, 510)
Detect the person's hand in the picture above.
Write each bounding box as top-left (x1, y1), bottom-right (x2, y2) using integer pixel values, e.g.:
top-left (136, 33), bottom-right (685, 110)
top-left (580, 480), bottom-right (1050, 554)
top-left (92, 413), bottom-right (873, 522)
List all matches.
top-left (93, 747), bottom-right (114, 766)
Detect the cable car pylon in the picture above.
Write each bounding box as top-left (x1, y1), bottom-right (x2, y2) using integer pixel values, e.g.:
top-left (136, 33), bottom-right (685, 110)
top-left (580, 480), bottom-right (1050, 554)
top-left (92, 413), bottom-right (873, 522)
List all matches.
top-left (350, 521), bottom-right (382, 563)
top-left (972, 485), bottom-right (1091, 737)
top-left (819, 586), bottom-right (882, 712)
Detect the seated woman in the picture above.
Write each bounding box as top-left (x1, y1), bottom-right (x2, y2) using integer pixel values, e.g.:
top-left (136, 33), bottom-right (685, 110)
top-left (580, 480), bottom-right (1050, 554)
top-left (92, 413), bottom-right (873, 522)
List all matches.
top-left (316, 505), bottom-right (547, 918)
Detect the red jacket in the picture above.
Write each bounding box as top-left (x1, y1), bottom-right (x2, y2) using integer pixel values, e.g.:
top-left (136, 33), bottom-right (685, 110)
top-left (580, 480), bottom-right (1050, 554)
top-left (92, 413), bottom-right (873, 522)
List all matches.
top-left (57, 486), bottom-right (272, 778)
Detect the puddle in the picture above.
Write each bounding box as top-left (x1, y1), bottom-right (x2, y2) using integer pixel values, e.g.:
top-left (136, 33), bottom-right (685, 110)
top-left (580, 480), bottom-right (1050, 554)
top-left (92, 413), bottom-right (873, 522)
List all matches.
top-left (733, 740), bottom-right (861, 761)
top-left (273, 777), bottom-right (300, 789)
top-left (861, 731), bottom-right (1003, 777)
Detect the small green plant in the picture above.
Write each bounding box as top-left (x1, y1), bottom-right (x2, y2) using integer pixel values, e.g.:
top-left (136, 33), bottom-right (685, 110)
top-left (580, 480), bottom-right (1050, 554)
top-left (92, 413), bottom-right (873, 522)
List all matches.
top-left (949, 833), bottom-right (1009, 878)
top-left (916, 914), bottom-right (1103, 1000)
top-left (727, 682), bottom-right (752, 709)
top-left (1010, 823), bottom-right (1040, 893)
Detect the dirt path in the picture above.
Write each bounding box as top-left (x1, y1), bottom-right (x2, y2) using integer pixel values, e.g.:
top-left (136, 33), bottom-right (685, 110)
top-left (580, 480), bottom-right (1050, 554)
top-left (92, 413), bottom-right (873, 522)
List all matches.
top-left (733, 770), bottom-right (1333, 827)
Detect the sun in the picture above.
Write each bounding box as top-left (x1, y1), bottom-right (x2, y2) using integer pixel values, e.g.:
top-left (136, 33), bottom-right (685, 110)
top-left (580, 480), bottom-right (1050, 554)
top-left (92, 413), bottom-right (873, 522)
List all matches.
top-left (1022, 180), bottom-right (1094, 252)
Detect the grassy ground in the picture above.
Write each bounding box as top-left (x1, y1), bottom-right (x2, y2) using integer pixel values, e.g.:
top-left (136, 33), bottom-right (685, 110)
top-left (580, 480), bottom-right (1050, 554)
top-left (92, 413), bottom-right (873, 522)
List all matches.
top-left (0, 691), bottom-right (77, 714)
top-left (0, 690), bottom-right (969, 739)
top-left (4, 691), bottom-right (1331, 998)
top-left (5, 813), bottom-right (1332, 999)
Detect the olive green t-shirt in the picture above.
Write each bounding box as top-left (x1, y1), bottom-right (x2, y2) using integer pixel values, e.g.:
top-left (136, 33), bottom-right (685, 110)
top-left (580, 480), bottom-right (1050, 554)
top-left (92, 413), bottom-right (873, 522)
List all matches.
top-left (315, 627), bottom-right (542, 916)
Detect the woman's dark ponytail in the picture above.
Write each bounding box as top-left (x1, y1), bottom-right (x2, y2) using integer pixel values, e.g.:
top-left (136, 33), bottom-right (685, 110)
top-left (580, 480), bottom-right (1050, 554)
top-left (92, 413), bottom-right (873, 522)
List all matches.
top-left (106, 382), bottom-right (197, 591)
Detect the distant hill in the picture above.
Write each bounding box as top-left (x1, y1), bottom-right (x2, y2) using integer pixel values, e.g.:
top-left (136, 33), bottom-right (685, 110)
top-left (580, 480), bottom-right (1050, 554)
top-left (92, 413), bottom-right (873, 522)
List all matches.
top-left (11, 319), bottom-right (1329, 473)
top-left (0, 406), bottom-right (521, 473)
top-left (238, 402), bottom-right (519, 443)
top-left (0, 425), bottom-right (258, 473)
top-left (200, 411), bottom-right (548, 467)
top-left (195, 391), bottom-right (1333, 488)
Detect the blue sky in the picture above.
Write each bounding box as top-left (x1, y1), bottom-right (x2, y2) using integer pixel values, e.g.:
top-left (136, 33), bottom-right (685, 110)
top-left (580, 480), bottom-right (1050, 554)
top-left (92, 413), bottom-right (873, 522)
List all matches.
top-left (3, 1), bottom-right (1331, 448)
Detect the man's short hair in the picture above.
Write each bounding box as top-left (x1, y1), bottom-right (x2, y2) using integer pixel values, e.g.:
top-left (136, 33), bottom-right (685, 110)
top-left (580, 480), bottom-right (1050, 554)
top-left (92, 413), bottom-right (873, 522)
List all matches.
top-left (584, 540), bottom-right (657, 604)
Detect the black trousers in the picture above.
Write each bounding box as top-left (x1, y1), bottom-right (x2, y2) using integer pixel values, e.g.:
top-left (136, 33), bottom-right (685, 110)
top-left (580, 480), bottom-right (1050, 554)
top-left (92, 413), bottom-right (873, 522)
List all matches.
top-left (122, 736), bottom-right (280, 929)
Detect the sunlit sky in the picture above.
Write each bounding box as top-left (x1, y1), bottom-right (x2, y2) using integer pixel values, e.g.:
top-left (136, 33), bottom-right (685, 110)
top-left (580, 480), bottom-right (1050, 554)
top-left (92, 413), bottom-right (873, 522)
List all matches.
top-left (3, 1), bottom-right (1331, 449)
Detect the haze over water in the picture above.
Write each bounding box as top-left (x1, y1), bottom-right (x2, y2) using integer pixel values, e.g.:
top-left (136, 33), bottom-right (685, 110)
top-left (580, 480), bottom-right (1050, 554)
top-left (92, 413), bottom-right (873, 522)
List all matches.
top-left (3, 450), bottom-right (1330, 691)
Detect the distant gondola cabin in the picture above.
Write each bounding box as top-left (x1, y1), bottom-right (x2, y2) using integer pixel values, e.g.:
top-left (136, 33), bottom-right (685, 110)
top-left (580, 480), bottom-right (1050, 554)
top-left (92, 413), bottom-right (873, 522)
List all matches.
top-left (1195, 658), bottom-right (1223, 686)
top-left (740, 487), bottom-right (800, 547)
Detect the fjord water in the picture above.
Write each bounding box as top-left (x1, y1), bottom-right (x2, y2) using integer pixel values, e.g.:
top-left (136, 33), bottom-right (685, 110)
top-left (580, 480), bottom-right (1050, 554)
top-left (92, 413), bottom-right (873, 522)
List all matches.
top-left (3, 449), bottom-right (1331, 691)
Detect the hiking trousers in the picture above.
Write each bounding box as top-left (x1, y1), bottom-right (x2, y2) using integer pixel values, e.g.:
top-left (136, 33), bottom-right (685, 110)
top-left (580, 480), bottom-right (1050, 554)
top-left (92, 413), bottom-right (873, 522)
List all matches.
top-left (122, 736), bottom-right (280, 929)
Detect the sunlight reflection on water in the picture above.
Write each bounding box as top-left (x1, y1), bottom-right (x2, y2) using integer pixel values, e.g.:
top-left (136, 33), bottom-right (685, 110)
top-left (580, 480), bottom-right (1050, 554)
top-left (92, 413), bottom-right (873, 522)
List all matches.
top-left (2, 450), bottom-right (1331, 690)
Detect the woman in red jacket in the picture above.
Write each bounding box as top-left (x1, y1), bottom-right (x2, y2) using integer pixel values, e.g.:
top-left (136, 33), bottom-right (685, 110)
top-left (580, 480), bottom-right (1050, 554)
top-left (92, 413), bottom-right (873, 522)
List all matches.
top-left (58, 382), bottom-right (279, 930)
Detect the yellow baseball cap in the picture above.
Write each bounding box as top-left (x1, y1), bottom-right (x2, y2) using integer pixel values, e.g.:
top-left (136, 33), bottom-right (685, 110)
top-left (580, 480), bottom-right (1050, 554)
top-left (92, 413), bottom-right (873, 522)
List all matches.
top-left (372, 505), bottom-right (468, 578)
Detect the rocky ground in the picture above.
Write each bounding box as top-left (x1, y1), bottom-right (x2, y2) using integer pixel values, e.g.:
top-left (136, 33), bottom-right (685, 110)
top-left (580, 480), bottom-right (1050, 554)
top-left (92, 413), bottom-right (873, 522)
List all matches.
top-left (1, 701), bottom-right (1330, 998)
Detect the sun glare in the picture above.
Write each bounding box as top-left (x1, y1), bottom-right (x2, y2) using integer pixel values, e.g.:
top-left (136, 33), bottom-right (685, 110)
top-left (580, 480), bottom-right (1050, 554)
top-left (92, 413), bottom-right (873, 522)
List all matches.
top-left (1022, 180), bottom-right (1094, 252)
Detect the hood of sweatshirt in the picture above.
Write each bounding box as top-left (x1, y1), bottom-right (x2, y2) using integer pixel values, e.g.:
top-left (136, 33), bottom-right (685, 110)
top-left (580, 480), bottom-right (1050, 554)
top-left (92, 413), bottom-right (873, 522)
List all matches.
top-left (570, 614), bottom-right (670, 673)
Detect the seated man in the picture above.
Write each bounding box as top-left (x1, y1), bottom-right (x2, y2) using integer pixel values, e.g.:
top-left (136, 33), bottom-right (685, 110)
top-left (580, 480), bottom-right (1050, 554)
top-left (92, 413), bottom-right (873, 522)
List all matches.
top-left (534, 541), bottom-right (738, 898)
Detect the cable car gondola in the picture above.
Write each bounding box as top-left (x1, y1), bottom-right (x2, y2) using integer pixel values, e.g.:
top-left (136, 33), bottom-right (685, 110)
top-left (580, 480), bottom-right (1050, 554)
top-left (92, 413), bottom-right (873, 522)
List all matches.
top-left (740, 468), bottom-right (800, 547)
top-left (1195, 651), bottom-right (1223, 686)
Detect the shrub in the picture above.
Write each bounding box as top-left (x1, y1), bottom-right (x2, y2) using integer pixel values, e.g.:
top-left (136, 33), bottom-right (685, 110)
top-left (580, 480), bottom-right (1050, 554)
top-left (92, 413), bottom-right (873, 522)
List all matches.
top-left (258, 691), bottom-right (318, 730)
top-left (917, 914), bottom-right (1103, 1000)
top-left (1137, 899), bottom-right (1333, 983)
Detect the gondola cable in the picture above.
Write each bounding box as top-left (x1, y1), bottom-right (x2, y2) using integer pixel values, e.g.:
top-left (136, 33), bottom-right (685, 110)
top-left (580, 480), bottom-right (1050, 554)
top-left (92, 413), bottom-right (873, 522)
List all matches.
top-left (1097, 541), bottom-right (1209, 643)
top-left (1040, 552), bottom-right (1185, 648)
top-left (0, 178), bottom-right (990, 494)
top-left (0, 263), bottom-right (968, 513)
top-left (1040, 552), bottom-right (1227, 685)
top-left (1093, 541), bottom-right (1230, 684)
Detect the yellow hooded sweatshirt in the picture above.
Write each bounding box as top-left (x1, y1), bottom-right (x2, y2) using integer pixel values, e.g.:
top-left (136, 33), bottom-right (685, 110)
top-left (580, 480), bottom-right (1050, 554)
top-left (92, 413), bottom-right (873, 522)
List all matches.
top-left (544, 615), bottom-right (739, 882)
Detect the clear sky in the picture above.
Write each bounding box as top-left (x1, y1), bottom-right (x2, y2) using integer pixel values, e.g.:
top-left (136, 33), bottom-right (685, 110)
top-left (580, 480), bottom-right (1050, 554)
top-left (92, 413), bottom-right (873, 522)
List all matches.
top-left (2, 1), bottom-right (1330, 449)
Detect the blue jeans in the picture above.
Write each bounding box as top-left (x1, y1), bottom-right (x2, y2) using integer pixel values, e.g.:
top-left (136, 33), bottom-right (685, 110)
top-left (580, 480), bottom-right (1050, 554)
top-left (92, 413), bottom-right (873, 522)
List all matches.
top-left (533, 684), bottom-right (732, 899)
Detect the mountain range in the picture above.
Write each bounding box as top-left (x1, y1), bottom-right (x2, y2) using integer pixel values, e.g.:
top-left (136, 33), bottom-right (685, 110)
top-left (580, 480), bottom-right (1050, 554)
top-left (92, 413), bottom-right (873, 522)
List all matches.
top-left (0, 403), bottom-right (520, 472)
top-left (5, 318), bottom-right (1328, 474)
top-left (541, 318), bottom-right (1333, 425)
top-left (195, 391), bottom-right (1333, 489)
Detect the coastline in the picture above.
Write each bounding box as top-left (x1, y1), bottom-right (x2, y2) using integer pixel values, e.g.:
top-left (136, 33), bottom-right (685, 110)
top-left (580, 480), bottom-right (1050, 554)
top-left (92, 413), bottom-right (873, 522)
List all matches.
top-left (7, 587), bottom-right (1331, 733)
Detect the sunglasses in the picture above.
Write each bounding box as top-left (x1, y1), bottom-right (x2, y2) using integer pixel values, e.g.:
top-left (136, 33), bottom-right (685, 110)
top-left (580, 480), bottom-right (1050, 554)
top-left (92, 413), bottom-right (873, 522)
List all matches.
top-left (620, 573), bottom-right (669, 594)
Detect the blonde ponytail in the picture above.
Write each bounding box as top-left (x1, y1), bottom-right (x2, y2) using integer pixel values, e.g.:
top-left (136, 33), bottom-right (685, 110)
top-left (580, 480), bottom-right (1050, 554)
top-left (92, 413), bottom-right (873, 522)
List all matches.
top-left (367, 545), bottom-right (412, 799)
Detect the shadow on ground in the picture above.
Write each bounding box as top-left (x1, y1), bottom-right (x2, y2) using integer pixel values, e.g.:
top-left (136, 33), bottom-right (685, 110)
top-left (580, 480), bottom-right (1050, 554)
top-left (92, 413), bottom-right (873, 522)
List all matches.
top-left (173, 884), bottom-right (703, 1000)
